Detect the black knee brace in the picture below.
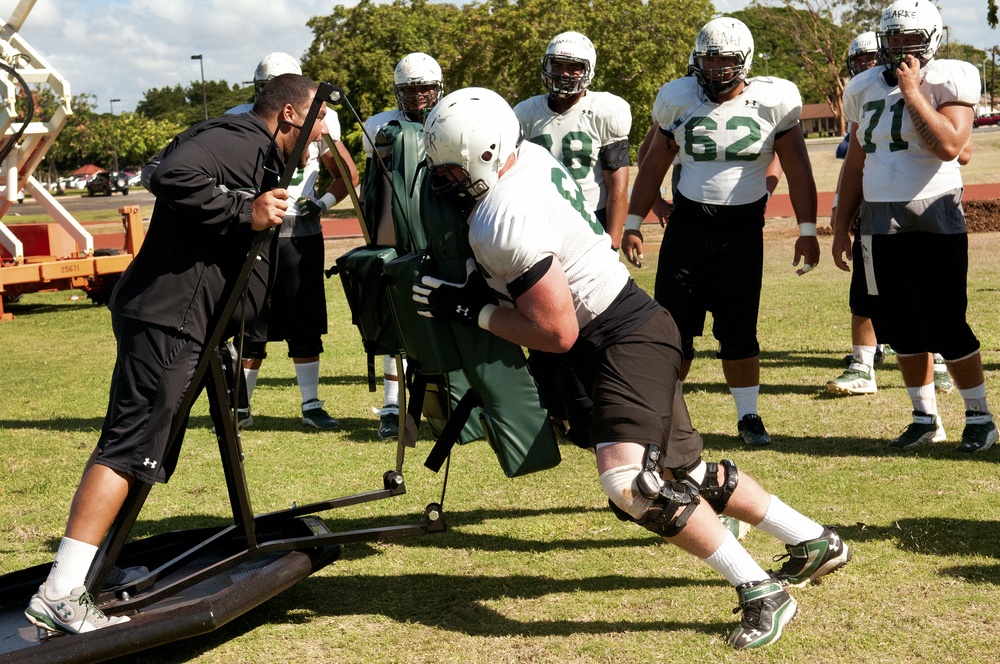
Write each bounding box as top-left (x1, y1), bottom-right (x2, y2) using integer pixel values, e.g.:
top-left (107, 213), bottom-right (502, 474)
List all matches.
top-left (607, 445), bottom-right (701, 538)
top-left (634, 479), bottom-right (701, 538)
top-left (700, 459), bottom-right (738, 513)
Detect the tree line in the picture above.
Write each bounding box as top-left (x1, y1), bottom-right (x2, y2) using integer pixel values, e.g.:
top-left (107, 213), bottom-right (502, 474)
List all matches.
top-left (23, 0), bottom-right (1000, 180)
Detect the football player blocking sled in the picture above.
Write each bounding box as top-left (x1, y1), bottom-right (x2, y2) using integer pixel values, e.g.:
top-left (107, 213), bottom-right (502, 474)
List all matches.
top-left (0, 83), bottom-right (444, 664)
top-left (341, 82), bottom-right (851, 650)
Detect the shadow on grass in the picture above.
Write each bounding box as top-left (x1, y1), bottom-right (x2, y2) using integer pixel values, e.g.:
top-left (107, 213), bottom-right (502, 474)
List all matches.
top-left (104, 570), bottom-right (727, 663)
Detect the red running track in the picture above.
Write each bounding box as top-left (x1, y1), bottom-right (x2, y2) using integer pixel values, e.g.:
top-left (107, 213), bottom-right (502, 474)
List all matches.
top-left (88, 182), bottom-right (1000, 249)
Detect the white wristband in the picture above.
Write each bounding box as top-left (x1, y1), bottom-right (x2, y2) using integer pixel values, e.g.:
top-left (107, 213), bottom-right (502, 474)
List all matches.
top-left (319, 192), bottom-right (337, 211)
top-left (798, 222), bottom-right (817, 237)
top-left (478, 303), bottom-right (497, 331)
top-left (624, 214), bottom-right (644, 232)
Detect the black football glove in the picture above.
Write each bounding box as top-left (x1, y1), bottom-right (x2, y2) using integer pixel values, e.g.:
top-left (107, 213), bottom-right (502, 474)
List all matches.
top-left (296, 195), bottom-right (325, 222)
top-left (412, 258), bottom-right (499, 326)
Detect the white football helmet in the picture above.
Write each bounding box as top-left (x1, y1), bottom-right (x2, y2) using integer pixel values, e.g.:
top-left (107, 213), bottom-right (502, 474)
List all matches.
top-left (692, 17), bottom-right (754, 97)
top-left (847, 32), bottom-right (881, 77)
top-left (424, 87), bottom-right (522, 203)
top-left (393, 52), bottom-right (444, 122)
top-left (253, 52), bottom-right (302, 96)
top-left (877, 0), bottom-right (942, 67)
top-left (542, 31), bottom-right (597, 97)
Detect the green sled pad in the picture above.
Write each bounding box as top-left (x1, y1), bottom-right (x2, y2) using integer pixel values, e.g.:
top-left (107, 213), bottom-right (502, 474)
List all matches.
top-left (420, 371), bottom-right (485, 445)
top-left (336, 246), bottom-right (404, 357)
top-left (383, 250), bottom-right (463, 375)
top-left (452, 323), bottom-right (561, 478)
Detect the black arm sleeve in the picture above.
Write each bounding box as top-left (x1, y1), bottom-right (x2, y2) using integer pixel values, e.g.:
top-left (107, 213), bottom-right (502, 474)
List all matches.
top-left (507, 255), bottom-right (554, 300)
top-left (598, 138), bottom-right (631, 172)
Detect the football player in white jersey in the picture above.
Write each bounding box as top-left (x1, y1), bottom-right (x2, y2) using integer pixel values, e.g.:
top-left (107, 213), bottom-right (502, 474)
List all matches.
top-left (832, 0), bottom-right (996, 452)
top-left (828, 30), bottom-right (968, 398)
top-left (415, 87), bottom-right (849, 651)
top-left (513, 32), bottom-right (632, 250)
top-left (361, 52), bottom-right (445, 439)
top-left (624, 17), bottom-right (820, 448)
top-left (225, 52), bottom-right (359, 431)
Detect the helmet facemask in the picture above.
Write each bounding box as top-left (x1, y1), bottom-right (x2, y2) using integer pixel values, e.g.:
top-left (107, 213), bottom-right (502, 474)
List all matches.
top-left (877, 30), bottom-right (936, 70)
top-left (394, 82), bottom-right (443, 122)
top-left (542, 56), bottom-right (592, 97)
top-left (694, 54), bottom-right (747, 97)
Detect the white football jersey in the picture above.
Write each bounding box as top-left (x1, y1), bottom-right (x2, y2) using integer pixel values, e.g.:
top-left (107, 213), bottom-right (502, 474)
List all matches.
top-left (227, 103), bottom-right (342, 236)
top-left (843, 59), bottom-right (980, 203)
top-left (469, 142), bottom-right (627, 329)
top-left (652, 76), bottom-right (801, 205)
top-left (362, 109), bottom-right (407, 158)
top-left (513, 91), bottom-right (631, 213)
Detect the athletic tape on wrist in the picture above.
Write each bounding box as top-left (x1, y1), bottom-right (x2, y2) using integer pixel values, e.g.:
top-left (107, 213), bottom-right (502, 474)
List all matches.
top-left (625, 214), bottom-right (644, 232)
top-left (478, 303), bottom-right (497, 331)
top-left (798, 222), bottom-right (817, 237)
top-left (319, 192), bottom-right (337, 211)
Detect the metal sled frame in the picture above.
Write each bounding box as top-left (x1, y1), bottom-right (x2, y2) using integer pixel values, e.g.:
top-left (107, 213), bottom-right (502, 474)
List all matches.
top-left (0, 82), bottom-right (445, 663)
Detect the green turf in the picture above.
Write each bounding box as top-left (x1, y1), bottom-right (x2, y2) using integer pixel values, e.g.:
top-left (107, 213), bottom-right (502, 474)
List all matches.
top-left (1, 229), bottom-right (999, 663)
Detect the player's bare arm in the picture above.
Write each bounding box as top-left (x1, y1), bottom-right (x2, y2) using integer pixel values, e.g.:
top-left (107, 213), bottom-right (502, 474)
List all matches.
top-left (320, 140), bottom-right (360, 204)
top-left (830, 125), bottom-right (866, 272)
top-left (484, 258), bottom-right (579, 353)
top-left (623, 130), bottom-right (678, 267)
top-left (897, 55), bottom-right (974, 161)
top-left (603, 166), bottom-right (629, 251)
top-left (773, 125), bottom-right (819, 275)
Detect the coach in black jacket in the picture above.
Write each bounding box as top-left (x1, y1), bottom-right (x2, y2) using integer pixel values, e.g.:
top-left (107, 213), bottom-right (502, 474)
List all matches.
top-left (23, 74), bottom-right (329, 635)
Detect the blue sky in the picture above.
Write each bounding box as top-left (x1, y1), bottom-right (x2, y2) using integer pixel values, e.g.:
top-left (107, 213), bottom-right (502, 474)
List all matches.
top-left (1, 0), bottom-right (997, 114)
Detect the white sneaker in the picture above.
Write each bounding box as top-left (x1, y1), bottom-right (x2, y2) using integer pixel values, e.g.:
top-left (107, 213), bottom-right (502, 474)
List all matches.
top-left (25, 582), bottom-right (130, 634)
top-left (827, 363), bottom-right (877, 395)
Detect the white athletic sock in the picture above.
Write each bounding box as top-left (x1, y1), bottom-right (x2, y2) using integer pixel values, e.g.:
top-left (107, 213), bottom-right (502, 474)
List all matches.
top-left (959, 383), bottom-right (989, 414)
top-left (295, 361), bottom-right (321, 406)
top-left (754, 495), bottom-right (824, 545)
top-left (730, 385), bottom-right (759, 420)
top-left (383, 356), bottom-right (399, 406)
top-left (854, 345), bottom-right (877, 367)
top-left (47, 537), bottom-right (99, 596)
top-left (907, 383), bottom-right (936, 415)
top-left (703, 531), bottom-right (769, 587)
top-left (243, 368), bottom-right (259, 405)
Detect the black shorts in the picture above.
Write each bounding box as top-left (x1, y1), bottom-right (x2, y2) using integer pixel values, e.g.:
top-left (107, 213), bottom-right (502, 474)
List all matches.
top-left (97, 315), bottom-right (203, 484)
top-left (653, 192), bottom-right (766, 360)
top-left (868, 231), bottom-right (979, 358)
top-left (848, 233), bottom-right (879, 319)
top-left (241, 233), bottom-right (328, 358)
top-left (575, 308), bottom-right (703, 469)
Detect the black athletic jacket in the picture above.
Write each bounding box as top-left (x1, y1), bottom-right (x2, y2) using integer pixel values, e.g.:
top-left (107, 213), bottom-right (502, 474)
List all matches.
top-left (110, 113), bottom-right (282, 343)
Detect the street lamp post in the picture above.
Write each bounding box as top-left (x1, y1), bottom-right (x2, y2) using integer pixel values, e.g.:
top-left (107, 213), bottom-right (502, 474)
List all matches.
top-left (109, 98), bottom-right (120, 115)
top-left (979, 63), bottom-right (988, 113)
top-left (191, 54), bottom-right (208, 121)
top-left (759, 52), bottom-right (770, 77)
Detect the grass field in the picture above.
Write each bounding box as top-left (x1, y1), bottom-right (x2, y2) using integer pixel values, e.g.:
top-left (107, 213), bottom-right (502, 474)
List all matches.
top-left (2, 211), bottom-right (999, 662)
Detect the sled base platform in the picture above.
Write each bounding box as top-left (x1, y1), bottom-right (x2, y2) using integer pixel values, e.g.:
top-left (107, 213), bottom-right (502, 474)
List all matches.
top-left (0, 515), bottom-right (342, 663)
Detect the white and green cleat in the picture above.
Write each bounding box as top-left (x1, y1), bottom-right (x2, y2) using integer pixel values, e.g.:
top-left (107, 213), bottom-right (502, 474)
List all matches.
top-left (727, 579), bottom-right (797, 649)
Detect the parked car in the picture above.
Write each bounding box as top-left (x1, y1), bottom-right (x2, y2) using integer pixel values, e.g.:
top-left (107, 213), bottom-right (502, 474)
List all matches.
top-left (86, 171), bottom-right (129, 196)
top-left (973, 112), bottom-right (1000, 128)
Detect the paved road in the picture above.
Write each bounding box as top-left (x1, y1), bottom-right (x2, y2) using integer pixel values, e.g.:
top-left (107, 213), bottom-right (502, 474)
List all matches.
top-left (13, 187), bottom-right (154, 216)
